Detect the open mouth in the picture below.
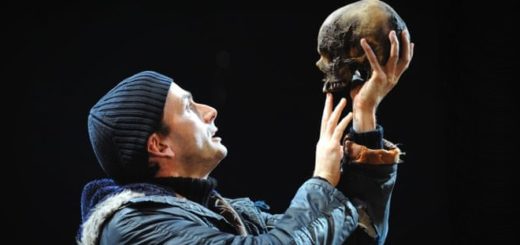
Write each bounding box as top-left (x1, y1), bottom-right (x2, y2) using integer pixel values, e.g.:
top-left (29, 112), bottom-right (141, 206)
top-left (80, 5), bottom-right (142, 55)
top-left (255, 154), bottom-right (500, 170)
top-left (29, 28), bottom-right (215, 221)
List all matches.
top-left (210, 129), bottom-right (221, 141)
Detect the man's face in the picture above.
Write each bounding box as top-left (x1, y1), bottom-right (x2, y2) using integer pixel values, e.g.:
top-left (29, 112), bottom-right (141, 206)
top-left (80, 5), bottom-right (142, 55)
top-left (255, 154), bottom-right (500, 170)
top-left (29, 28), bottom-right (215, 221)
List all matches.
top-left (162, 83), bottom-right (227, 173)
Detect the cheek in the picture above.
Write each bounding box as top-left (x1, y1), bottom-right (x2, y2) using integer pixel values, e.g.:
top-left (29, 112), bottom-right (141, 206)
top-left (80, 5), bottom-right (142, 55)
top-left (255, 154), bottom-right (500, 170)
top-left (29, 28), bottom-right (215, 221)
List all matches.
top-left (186, 122), bottom-right (207, 147)
top-left (171, 121), bottom-right (196, 144)
top-left (173, 116), bottom-right (209, 148)
top-left (194, 132), bottom-right (206, 147)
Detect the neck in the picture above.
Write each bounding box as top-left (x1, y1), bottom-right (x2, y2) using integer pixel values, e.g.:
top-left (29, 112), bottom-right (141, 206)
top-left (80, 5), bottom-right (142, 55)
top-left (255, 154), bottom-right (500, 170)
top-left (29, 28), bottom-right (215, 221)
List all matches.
top-left (153, 160), bottom-right (215, 179)
top-left (152, 176), bottom-right (218, 206)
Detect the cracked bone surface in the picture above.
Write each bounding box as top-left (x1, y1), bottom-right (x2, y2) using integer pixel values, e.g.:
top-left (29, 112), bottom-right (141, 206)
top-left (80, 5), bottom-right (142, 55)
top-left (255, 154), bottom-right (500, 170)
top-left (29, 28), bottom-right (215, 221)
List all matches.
top-left (316, 0), bottom-right (408, 93)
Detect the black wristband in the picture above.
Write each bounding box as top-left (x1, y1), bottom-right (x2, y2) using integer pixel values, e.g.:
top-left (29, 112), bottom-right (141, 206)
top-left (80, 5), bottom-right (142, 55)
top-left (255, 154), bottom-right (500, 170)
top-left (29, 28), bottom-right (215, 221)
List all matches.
top-left (348, 125), bottom-right (384, 149)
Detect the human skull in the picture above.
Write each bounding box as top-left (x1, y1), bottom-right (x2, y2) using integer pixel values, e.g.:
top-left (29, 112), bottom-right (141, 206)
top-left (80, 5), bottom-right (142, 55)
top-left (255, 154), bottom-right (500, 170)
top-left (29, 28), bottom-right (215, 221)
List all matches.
top-left (316, 0), bottom-right (408, 93)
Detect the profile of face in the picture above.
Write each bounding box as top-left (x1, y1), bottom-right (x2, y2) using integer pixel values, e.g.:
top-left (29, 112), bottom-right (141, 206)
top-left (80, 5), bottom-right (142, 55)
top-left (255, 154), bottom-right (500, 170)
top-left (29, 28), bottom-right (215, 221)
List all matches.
top-left (159, 82), bottom-right (227, 175)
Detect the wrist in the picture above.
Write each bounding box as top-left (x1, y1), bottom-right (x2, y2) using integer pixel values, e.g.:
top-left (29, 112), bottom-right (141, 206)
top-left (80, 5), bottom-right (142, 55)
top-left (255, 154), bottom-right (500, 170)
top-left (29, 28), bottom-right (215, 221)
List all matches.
top-left (352, 111), bottom-right (376, 132)
top-left (352, 101), bottom-right (377, 132)
top-left (312, 172), bottom-right (338, 187)
top-left (311, 176), bottom-right (333, 186)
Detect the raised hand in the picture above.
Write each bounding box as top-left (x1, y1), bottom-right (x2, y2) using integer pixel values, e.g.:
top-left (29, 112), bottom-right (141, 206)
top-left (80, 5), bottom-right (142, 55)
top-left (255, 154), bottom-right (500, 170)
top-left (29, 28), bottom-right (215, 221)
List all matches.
top-left (351, 30), bottom-right (415, 132)
top-left (314, 93), bottom-right (353, 186)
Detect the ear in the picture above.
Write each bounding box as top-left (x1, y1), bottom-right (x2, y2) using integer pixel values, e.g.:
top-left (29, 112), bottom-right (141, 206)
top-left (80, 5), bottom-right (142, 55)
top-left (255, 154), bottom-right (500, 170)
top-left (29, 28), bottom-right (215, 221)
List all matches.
top-left (147, 132), bottom-right (175, 158)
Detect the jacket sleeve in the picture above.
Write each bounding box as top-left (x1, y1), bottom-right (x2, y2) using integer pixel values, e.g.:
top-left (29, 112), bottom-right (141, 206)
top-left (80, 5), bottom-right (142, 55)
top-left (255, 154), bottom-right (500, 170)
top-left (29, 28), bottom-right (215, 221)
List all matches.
top-left (100, 178), bottom-right (360, 245)
top-left (342, 125), bottom-right (398, 245)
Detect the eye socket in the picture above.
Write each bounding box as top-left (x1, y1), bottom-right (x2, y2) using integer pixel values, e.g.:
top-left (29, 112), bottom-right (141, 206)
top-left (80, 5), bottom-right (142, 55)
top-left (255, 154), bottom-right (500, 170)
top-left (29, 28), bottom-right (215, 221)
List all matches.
top-left (318, 56), bottom-right (360, 80)
top-left (185, 102), bottom-right (195, 111)
top-left (184, 97), bottom-right (195, 111)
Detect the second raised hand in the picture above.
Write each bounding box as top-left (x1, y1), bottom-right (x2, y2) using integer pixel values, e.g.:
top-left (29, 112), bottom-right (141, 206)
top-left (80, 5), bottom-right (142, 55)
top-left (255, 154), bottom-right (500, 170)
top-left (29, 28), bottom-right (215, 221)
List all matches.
top-left (314, 93), bottom-right (353, 187)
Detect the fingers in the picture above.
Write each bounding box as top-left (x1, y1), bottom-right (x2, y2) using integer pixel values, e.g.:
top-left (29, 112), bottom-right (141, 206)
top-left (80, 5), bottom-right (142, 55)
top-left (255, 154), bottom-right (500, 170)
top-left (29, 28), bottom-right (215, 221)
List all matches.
top-left (320, 93), bottom-right (333, 136)
top-left (326, 98), bottom-right (346, 135)
top-left (360, 38), bottom-right (383, 73)
top-left (400, 30), bottom-right (410, 62)
top-left (332, 112), bottom-right (353, 142)
top-left (387, 30), bottom-right (399, 70)
top-left (321, 95), bottom-right (350, 139)
top-left (398, 29), bottom-right (413, 71)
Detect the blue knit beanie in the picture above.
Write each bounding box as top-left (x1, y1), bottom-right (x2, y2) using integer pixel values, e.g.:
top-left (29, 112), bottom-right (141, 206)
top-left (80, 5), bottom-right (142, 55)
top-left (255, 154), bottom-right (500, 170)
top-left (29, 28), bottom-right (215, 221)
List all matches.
top-left (88, 71), bottom-right (172, 182)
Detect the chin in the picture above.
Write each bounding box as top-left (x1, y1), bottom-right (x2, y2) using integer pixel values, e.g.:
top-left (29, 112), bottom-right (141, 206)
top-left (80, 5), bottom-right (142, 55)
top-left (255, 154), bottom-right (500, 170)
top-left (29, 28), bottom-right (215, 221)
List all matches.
top-left (208, 141), bottom-right (227, 162)
top-left (217, 145), bottom-right (228, 160)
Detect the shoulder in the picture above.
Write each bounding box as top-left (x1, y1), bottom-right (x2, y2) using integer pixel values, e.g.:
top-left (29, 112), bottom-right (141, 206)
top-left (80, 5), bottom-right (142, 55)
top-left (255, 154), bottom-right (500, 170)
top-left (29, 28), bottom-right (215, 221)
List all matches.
top-left (78, 190), bottom-right (144, 245)
top-left (107, 194), bottom-right (224, 227)
top-left (99, 195), bottom-right (225, 243)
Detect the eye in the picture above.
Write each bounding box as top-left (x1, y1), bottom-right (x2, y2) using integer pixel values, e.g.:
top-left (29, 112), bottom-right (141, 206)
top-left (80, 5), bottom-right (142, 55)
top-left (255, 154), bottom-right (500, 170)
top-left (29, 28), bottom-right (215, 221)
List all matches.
top-left (186, 102), bottom-right (195, 111)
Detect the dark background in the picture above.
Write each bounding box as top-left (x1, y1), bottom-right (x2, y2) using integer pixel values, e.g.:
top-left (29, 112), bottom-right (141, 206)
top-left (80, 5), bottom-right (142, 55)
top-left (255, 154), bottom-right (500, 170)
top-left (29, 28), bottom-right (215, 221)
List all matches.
top-left (8, 0), bottom-right (514, 244)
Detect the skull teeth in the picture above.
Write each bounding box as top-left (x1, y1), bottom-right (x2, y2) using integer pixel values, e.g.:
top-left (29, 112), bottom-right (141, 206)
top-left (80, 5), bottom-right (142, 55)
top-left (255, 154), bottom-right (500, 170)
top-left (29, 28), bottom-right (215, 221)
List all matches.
top-left (323, 81), bottom-right (346, 93)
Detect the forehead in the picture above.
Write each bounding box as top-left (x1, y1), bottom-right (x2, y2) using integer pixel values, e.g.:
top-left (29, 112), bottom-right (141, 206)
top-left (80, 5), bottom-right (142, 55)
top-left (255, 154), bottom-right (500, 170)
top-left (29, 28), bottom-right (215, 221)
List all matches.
top-left (164, 82), bottom-right (191, 117)
top-left (165, 81), bottom-right (193, 111)
top-left (167, 82), bottom-right (191, 100)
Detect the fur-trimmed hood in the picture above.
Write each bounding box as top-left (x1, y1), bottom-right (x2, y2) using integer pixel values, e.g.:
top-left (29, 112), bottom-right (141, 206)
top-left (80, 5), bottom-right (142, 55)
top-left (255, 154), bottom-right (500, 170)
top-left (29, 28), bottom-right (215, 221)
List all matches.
top-left (77, 179), bottom-right (171, 245)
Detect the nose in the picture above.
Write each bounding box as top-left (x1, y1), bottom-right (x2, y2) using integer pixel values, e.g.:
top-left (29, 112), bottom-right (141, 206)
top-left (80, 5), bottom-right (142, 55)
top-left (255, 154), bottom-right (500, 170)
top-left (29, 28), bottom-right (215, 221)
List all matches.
top-left (316, 56), bottom-right (327, 72)
top-left (200, 104), bottom-right (217, 123)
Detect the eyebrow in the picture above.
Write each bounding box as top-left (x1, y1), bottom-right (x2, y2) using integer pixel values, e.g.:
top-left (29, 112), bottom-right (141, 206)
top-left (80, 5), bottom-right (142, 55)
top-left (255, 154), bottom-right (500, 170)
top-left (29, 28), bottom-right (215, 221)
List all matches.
top-left (181, 92), bottom-right (200, 114)
top-left (182, 92), bottom-right (193, 101)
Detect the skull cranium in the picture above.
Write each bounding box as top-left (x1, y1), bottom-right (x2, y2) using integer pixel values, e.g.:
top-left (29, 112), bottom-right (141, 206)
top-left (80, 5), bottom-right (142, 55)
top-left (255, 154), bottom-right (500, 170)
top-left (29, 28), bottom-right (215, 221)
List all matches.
top-left (316, 0), bottom-right (408, 93)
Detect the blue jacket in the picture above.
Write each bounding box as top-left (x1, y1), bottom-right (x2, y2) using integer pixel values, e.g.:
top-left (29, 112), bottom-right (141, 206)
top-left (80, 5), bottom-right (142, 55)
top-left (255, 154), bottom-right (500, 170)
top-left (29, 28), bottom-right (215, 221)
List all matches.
top-left (78, 127), bottom-right (397, 244)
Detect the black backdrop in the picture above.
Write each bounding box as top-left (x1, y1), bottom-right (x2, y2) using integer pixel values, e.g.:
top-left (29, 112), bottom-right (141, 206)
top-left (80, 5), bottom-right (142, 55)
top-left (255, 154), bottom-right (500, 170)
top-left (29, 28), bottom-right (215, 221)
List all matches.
top-left (7, 0), bottom-right (514, 244)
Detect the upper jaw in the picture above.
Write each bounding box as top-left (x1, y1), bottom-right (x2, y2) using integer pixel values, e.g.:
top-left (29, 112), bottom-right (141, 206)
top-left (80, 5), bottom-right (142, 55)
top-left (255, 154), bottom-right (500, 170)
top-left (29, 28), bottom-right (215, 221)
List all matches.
top-left (322, 80), bottom-right (348, 93)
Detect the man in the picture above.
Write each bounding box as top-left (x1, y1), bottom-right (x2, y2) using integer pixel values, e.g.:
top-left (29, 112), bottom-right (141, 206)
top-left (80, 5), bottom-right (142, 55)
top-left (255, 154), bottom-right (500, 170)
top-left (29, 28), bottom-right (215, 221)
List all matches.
top-left (77, 30), bottom-right (413, 244)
